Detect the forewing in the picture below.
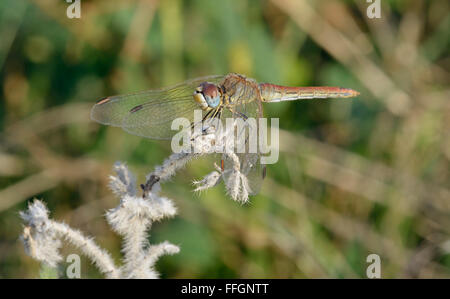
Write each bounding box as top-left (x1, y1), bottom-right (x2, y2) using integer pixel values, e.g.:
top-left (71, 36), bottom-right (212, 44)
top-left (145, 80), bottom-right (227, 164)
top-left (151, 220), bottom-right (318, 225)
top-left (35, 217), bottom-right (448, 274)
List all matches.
top-left (121, 100), bottom-right (199, 139)
top-left (90, 75), bottom-right (225, 139)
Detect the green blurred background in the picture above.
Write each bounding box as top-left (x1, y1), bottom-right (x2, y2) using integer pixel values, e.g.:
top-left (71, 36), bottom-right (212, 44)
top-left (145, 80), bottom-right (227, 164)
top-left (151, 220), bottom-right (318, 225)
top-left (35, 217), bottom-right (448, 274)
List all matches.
top-left (0, 0), bottom-right (449, 278)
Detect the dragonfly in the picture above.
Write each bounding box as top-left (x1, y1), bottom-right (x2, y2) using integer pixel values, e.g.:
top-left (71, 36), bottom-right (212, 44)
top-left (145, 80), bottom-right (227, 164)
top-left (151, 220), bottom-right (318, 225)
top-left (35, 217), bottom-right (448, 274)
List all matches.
top-left (91, 73), bottom-right (359, 195)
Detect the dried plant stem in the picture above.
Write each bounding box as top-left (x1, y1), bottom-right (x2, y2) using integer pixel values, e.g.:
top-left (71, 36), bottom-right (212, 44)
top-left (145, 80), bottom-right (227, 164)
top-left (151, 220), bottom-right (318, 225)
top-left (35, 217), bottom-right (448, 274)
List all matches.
top-left (50, 222), bottom-right (121, 278)
top-left (21, 163), bottom-right (180, 279)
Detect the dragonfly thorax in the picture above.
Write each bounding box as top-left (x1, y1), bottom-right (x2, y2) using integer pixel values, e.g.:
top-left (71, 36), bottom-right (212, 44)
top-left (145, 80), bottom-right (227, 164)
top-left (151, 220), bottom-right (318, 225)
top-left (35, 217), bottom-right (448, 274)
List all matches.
top-left (193, 82), bottom-right (221, 110)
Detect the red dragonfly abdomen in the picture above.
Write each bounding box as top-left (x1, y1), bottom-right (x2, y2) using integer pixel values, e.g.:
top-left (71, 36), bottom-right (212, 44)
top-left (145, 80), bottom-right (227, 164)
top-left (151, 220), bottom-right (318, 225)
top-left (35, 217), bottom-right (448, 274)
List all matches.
top-left (259, 83), bottom-right (360, 102)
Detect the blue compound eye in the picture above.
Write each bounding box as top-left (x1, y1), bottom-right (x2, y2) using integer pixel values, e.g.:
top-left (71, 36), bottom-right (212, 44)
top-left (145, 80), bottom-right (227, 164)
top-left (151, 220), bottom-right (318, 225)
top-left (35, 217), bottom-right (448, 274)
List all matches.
top-left (205, 95), bottom-right (220, 108)
top-left (197, 82), bottom-right (221, 108)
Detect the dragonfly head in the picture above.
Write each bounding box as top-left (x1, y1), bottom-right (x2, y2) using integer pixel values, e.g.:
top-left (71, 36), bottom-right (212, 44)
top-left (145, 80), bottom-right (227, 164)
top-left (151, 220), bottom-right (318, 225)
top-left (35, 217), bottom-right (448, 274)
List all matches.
top-left (193, 82), bottom-right (221, 109)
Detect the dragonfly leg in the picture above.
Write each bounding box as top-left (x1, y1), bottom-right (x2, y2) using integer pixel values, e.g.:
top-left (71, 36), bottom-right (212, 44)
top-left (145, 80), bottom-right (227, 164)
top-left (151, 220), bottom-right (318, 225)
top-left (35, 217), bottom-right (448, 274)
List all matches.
top-left (190, 109), bottom-right (213, 131)
top-left (189, 109), bottom-right (215, 142)
top-left (228, 108), bottom-right (248, 120)
top-left (200, 106), bottom-right (223, 136)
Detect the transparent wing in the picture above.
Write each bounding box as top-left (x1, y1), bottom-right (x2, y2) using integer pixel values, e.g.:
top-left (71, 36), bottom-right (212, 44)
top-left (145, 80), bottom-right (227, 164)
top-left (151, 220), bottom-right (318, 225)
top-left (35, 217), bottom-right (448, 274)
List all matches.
top-left (221, 99), bottom-right (266, 195)
top-left (122, 99), bottom-right (200, 139)
top-left (90, 75), bottom-right (225, 139)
